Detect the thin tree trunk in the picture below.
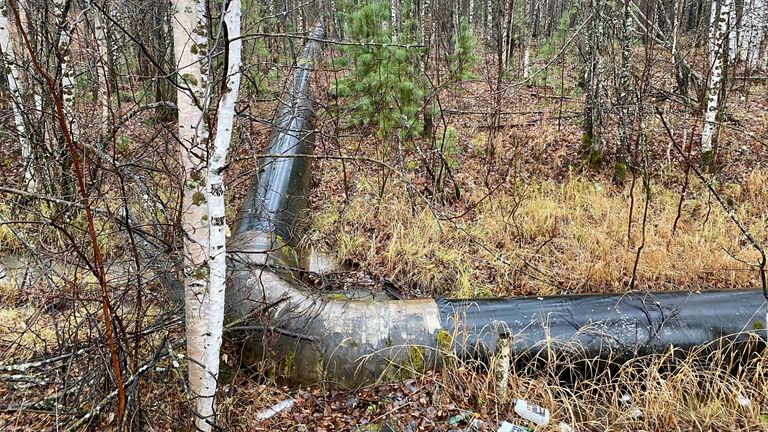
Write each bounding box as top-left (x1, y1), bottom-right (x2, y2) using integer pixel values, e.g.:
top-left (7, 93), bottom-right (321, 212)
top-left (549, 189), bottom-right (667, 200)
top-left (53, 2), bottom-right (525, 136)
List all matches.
top-left (739, 0), bottom-right (765, 68)
top-left (702, 0), bottom-right (731, 160)
top-left (0, 0), bottom-right (34, 191)
top-left (172, 0), bottom-right (214, 429)
top-left (199, 0), bottom-right (241, 428)
top-left (615, 0), bottom-right (633, 183)
top-left (54, 0), bottom-right (76, 142)
top-left (390, 0), bottom-right (398, 41)
top-left (92, 1), bottom-right (110, 138)
top-left (583, 0), bottom-right (605, 166)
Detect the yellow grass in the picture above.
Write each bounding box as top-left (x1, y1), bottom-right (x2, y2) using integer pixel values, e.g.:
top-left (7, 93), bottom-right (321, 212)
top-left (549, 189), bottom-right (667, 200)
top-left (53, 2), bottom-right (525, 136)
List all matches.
top-left (0, 306), bottom-right (56, 361)
top-left (311, 172), bottom-right (768, 297)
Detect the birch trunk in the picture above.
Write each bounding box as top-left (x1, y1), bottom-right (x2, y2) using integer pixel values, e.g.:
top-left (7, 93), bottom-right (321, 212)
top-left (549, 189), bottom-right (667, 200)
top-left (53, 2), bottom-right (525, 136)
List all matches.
top-left (0, 0), bottom-right (34, 191)
top-left (421, 0), bottom-right (431, 46)
top-left (54, 0), bottom-right (76, 142)
top-left (92, 2), bottom-right (110, 137)
top-left (172, 0), bottom-right (213, 429)
top-left (390, 0), bottom-right (398, 41)
top-left (198, 0), bottom-right (241, 428)
top-left (739, 0), bottom-right (765, 68)
top-left (522, 46), bottom-right (531, 78)
top-left (615, 0), bottom-right (633, 182)
top-left (583, 0), bottom-right (606, 165)
top-left (702, 0), bottom-right (731, 159)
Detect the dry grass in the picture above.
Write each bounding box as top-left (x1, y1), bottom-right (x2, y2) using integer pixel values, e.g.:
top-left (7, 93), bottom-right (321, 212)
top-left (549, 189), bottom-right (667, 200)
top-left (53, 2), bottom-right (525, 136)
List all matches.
top-left (430, 338), bottom-right (768, 431)
top-left (0, 305), bottom-right (57, 361)
top-left (310, 171), bottom-right (768, 297)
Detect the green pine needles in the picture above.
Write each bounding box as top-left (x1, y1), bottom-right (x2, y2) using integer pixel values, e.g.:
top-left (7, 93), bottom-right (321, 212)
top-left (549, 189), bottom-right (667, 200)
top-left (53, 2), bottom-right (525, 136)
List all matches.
top-left (333, 1), bottom-right (426, 139)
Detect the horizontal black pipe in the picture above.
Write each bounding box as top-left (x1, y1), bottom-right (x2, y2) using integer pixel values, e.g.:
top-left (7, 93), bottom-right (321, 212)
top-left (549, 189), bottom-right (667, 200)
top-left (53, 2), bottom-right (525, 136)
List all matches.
top-left (439, 291), bottom-right (767, 360)
top-left (226, 22), bottom-right (768, 387)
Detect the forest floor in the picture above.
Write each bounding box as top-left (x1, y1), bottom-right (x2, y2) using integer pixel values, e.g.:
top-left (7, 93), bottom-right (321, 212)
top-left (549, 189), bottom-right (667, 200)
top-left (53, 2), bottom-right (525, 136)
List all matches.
top-left (1, 46), bottom-right (768, 430)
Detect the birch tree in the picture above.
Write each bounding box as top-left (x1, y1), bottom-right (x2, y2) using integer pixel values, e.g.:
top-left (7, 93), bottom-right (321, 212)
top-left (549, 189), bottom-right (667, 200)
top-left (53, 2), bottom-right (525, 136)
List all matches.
top-left (199, 0), bottom-right (241, 427)
top-left (582, 0), bottom-right (607, 166)
top-left (0, 0), bottom-right (34, 191)
top-left (54, 0), bottom-right (77, 142)
top-left (173, 0), bottom-right (241, 428)
top-left (173, 0), bottom-right (212, 428)
top-left (738, 0), bottom-right (766, 69)
top-left (91, 1), bottom-right (110, 137)
top-left (701, 0), bottom-right (732, 161)
top-left (615, 0), bottom-right (634, 183)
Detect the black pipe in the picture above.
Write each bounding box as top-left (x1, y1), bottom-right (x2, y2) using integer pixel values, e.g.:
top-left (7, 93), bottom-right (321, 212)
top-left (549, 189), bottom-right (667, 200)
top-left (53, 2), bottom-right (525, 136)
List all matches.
top-left (226, 22), bottom-right (767, 387)
top-left (439, 290), bottom-right (767, 360)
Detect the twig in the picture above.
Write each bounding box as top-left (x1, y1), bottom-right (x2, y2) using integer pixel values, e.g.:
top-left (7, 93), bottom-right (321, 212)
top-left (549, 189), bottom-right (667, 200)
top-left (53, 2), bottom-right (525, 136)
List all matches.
top-left (656, 108), bottom-right (767, 300)
top-left (8, 0), bottom-right (126, 418)
top-left (62, 338), bottom-right (185, 432)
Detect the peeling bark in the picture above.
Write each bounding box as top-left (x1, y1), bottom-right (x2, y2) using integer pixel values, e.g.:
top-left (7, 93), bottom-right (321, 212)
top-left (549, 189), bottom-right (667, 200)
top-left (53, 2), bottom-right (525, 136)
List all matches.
top-left (199, 0), bottom-right (241, 428)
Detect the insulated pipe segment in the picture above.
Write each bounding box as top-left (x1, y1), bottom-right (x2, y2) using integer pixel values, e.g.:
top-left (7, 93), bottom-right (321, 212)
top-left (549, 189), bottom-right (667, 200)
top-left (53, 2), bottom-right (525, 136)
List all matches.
top-left (226, 21), bottom-right (768, 387)
top-left (233, 23), bottom-right (325, 245)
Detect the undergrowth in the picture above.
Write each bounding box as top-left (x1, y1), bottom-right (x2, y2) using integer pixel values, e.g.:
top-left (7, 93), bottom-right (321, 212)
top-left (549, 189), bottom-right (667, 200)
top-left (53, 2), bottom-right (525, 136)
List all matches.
top-left (310, 170), bottom-right (768, 297)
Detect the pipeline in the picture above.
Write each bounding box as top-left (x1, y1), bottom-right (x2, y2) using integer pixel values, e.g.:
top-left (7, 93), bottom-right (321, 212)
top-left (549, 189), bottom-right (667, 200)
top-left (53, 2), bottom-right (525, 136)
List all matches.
top-left (225, 22), bottom-right (768, 387)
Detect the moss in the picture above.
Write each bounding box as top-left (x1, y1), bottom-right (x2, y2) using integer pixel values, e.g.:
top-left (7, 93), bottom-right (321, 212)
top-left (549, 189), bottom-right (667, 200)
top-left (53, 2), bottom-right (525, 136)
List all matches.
top-left (753, 321), bottom-right (764, 330)
top-left (701, 149), bottom-right (716, 170)
top-left (192, 191), bottom-right (206, 206)
top-left (581, 132), bottom-right (592, 151)
top-left (326, 293), bottom-right (348, 300)
top-left (285, 350), bottom-right (296, 371)
top-left (409, 345), bottom-right (426, 373)
top-left (181, 73), bottom-right (198, 87)
top-left (190, 169), bottom-right (205, 182)
top-left (580, 133), bottom-right (602, 167)
top-left (191, 266), bottom-right (208, 279)
top-left (436, 329), bottom-right (452, 352)
top-left (613, 162), bottom-right (627, 185)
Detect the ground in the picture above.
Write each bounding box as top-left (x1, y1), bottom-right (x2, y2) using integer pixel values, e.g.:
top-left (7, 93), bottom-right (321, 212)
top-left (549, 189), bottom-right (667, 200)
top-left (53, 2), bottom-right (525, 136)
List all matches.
top-left (1, 39), bottom-right (768, 430)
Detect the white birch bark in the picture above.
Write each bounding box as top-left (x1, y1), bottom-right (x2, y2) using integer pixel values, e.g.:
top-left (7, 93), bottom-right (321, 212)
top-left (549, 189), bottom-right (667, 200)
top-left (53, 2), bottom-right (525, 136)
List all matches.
top-left (739, 0), bottom-right (765, 68)
top-left (421, 0), bottom-right (431, 45)
top-left (54, 0), bottom-right (76, 142)
top-left (522, 45), bottom-right (531, 78)
top-left (482, 0), bottom-right (491, 41)
top-left (172, 0), bottom-right (212, 429)
top-left (92, 2), bottom-right (110, 137)
top-left (0, 0), bottom-right (34, 191)
top-left (198, 0), bottom-right (241, 428)
top-left (503, 0), bottom-right (514, 68)
top-left (702, 0), bottom-right (732, 157)
top-left (727, 0), bottom-right (737, 62)
top-left (390, 0), bottom-right (398, 41)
